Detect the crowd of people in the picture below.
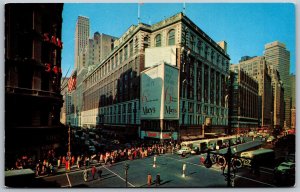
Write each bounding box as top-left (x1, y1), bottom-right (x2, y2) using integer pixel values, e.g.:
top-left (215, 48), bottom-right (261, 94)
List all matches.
top-left (10, 141), bottom-right (177, 178)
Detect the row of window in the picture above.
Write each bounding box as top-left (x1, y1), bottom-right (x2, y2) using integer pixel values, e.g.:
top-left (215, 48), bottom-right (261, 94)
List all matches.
top-left (181, 101), bottom-right (225, 116)
top-left (181, 114), bottom-right (227, 125)
top-left (84, 39), bottom-right (136, 88)
top-left (181, 59), bottom-right (226, 106)
top-left (100, 101), bottom-right (138, 116)
top-left (154, 29), bottom-right (175, 47)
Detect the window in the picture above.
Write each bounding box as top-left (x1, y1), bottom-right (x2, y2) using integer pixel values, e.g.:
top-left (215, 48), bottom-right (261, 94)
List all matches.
top-left (188, 102), bottom-right (194, 113)
top-left (190, 35), bottom-right (195, 51)
top-left (129, 40), bottom-right (133, 56)
top-left (197, 104), bottom-right (201, 113)
top-left (115, 53), bottom-right (118, 66)
top-left (205, 45), bottom-right (208, 59)
top-left (168, 29), bottom-right (175, 46)
top-left (143, 36), bottom-right (149, 49)
top-left (155, 34), bottom-right (161, 47)
top-left (123, 104), bottom-right (126, 113)
top-left (124, 45), bottom-right (128, 60)
top-left (128, 103), bottom-right (132, 113)
top-left (197, 40), bottom-right (202, 54)
top-left (119, 49), bottom-right (123, 62)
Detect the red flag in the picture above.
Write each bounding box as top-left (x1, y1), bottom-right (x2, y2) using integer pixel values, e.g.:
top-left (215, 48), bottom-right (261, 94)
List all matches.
top-left (68, 72), bottom-right (77, 92)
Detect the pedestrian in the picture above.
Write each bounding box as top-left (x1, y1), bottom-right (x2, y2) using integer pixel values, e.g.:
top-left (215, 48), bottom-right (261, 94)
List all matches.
top-left (200, 156), bottom-right (205, 164)
top-left (155, 173), bottom-right (161, 186)
top-left (49, 163), bottom-right (53, 175)
top-left (147, 173), bottom-right (152, 186)
top-left (35, 163), bottom-right (40, 176)
top-left (83, 168), bottom-right (88, 182)
top-left (71, 156), bottom-right (75, 166)
top-left (97, 167), bottom-right (103, 179)
top-left (77, 156), bottom-right (81, 169)
top-left (91, 165), bottom-right (97, 180)
top-left (57, 156), bottom-right (61, 168)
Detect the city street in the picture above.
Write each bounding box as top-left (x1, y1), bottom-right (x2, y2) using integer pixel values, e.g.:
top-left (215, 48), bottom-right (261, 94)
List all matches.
top-left (39, 153), bottom-right (276, 188)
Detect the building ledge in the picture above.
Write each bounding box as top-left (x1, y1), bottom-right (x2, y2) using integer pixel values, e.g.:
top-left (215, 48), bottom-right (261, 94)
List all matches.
top-left (5, 86), bottom-right (62, 100)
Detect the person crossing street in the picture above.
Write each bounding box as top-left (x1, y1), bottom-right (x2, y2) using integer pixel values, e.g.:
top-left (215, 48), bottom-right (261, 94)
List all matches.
top-left (91, 166), bottom-right (97, 180)
top-left (83, 168), bottom-right (88, 182)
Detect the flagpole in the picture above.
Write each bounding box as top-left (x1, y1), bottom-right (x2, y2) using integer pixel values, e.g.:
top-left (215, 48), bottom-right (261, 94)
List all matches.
top-left (183, 2), bottom-right (186, 15)
top-left (138, 3), bottom-right (140, 24)
top-left (61, 65), bottom-right (71, 91)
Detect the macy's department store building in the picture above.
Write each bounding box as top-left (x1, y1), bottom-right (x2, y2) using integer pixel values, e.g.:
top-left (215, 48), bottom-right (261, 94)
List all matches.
top-left (79, 13), bottom-right (230, 142)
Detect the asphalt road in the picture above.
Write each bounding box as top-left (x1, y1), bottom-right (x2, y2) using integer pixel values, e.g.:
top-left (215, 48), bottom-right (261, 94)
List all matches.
top-left (40, 153), bottom-right (277, 188)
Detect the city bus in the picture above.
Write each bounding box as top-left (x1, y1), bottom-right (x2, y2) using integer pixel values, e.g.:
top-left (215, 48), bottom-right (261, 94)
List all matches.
top-left (240, 148), bottom-right (275, 167)
top-left (180, 135), bottom-right (240, 154)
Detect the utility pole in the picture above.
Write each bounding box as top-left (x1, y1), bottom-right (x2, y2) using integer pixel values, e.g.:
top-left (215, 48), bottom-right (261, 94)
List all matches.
top-left (67, 123), bottom-right (71, 171)
top-left (124, 163), bottom-right (129, 187)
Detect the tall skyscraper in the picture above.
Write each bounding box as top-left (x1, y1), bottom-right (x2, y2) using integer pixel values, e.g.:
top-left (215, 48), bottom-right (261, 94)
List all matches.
top-left (74, 16), bottom-right (90, 69)
top-left (264, 41), bottom-right (291, 127)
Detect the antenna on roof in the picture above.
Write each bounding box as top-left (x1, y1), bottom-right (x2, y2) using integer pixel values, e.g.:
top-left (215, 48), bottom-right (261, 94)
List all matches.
top-left (138, 2), bottom-right (144, 24)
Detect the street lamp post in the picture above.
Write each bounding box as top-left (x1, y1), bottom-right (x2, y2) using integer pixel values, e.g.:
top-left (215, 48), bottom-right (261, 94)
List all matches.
top-left (203, 138), bottom-right (254, 187)
top-left (124, 163), bottom-right (129, 187)
top-left (67, 123), bottom-right (71, 171)
top-left (224, 144), bottom-right (233, 187)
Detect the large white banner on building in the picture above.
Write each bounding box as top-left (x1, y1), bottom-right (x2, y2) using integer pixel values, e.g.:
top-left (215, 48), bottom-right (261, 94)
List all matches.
top-left (140, 63), bottom-right (179, 120)
top-left (140, 65), bottom-right (163, 119)
top-left (163, 64), bottom-right (179, 119)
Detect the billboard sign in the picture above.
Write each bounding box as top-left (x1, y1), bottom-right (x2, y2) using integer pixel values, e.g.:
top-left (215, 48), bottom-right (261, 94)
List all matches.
top-left (140, 65), bottom-right (163, 119)
top-left (141, 63), bottom-right (179, 119)
top-left (163, 64), bottom-right (179, 119)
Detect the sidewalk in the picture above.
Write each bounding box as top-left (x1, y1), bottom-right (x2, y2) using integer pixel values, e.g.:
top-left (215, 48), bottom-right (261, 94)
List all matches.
top-left (36, 162), bottom-right (103, 178)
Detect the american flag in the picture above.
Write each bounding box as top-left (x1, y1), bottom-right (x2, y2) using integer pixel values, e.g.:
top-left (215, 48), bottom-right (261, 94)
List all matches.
top-left (68, 71), bottom-right (77, 92)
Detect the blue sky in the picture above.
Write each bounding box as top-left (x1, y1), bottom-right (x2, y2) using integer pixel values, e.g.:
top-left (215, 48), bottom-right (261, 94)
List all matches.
top-left (61, 3), bottom-right (295, 77)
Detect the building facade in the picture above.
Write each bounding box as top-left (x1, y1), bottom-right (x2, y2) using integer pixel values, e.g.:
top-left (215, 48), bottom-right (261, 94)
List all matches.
top-left (74, 16), bottom-right (90, 69)
top-left (80, 13), bottom-right (230, 141)
top-left (60, 77), bottom-right (70, 125)
top-left (291, 108), bottom-right (296, 129)
top-left (290, 74), bottom-right (296, 109)
top-left (5, 4), bottom-right (64, 166)
top-left (232, 56), bottom-right (273, 128)
top-left (268, 65), bottom-right (284, 129)
top-left (228, 67), bottom-right (259, 134)
top-left (264, 41), bottom-right (291, 128)
top-left (66, 17), bottom-right (118, 127)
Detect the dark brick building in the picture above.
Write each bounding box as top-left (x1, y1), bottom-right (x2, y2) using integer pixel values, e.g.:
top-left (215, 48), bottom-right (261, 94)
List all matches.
top-left (5, 3), bottom-right (65, 168)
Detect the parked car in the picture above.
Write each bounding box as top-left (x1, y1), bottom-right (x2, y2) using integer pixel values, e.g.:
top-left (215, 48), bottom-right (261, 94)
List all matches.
top-left (267, 136), bottom-right (275, 143)
top-left (191, 147), bottom-right (200, 155)
top-left (274, 162), bottom-right (295, 175)
top-left (112, 140), bottom-right (120, 144)
top-left (177, 147), bottom-right (192, 155)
